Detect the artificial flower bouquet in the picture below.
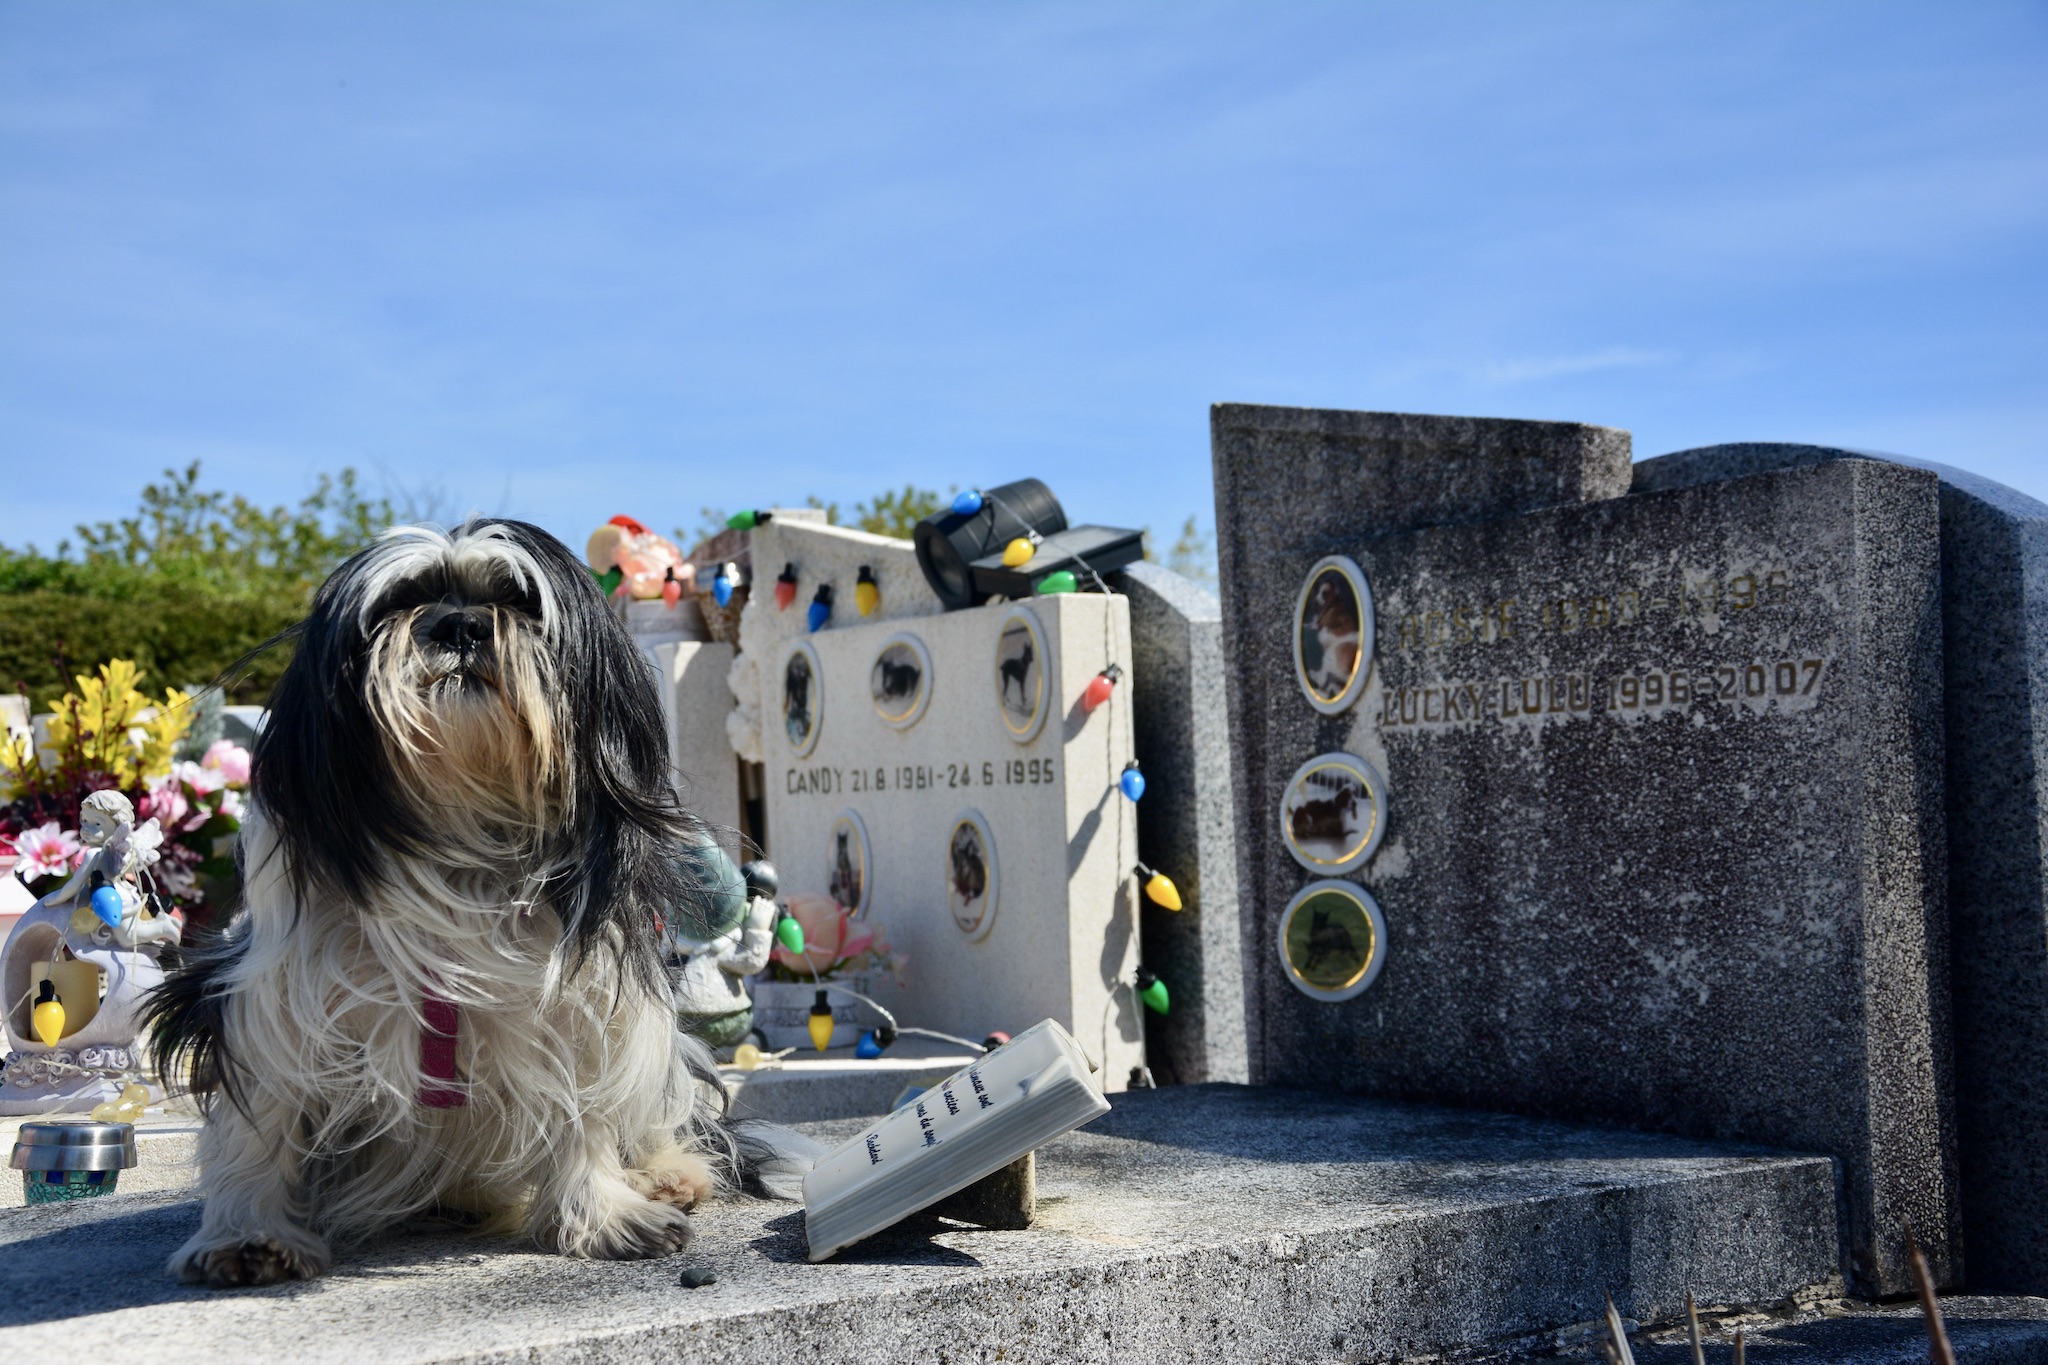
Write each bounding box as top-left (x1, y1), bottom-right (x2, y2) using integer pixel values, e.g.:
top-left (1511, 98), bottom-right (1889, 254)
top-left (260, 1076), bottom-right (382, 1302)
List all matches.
top-left (0, 660), bottom-right (248, 920)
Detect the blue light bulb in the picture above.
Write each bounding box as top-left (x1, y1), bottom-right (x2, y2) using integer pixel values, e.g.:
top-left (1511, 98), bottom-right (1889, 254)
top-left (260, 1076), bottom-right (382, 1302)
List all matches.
top-left (712, 563), bottom-right (735, 608)
top-left (951, 490), bottom-right (984, 517)
top-left (855, 1031), bottom-right (885, 1060)
top-left (808, 584), bottom-right (833, 633)
top-left (1119, 761), bottom-right (1145, 802)
top-left (90, 885), bottom-right (124, 927)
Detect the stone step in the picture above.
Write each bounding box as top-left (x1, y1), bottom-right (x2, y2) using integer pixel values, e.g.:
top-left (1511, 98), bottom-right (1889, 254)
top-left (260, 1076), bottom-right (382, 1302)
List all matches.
top-left (1, 1085), bottom-right (1840, 1364)
top-left (719, 1034), bottom-right (980, 1124)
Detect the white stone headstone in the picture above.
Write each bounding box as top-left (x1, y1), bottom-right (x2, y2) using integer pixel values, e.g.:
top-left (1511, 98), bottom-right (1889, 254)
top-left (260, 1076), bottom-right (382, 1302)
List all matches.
top-left (756, 591), bottom-right (1145, 1089)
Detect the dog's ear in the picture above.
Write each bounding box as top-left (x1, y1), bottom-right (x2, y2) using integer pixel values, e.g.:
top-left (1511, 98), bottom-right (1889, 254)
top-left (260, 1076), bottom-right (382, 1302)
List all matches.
top-left (488, 519), bottom-right (715, 983)
top-left (252, 544), bottom-right (427, 905)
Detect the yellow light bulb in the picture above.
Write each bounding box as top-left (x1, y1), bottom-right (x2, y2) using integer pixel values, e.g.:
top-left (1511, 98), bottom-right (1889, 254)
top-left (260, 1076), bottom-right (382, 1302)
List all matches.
top-left (855, 580), bottom-right (879, 616)
top-left (1001, 537), bottom-right (1035, 568)
top-left (32, 998), bottom-right (65, 1048)
top-left (730, 1043), bottom-right (763, 1071)
top-left (1144, 872), bottom-right (1184, 912)
top-left (807, 988), bottom-right (837, 1052)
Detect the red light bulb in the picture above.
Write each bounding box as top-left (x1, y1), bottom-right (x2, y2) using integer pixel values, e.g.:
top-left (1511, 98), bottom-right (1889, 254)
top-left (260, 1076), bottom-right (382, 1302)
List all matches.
top-left (774, 563), bottom-right (798, 610)
top-left (1082, 664), bottom-right (1122, 713)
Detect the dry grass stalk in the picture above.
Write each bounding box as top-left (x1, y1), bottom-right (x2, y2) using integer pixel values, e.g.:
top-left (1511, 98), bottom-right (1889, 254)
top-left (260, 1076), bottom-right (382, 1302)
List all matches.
top-left (1687, 1291), bottom-right (1706, 1365)
top-left (1602, 1293), bottom-right (1638, 1365)
top-left (1906, 1225), bottom-right (1957, 1365)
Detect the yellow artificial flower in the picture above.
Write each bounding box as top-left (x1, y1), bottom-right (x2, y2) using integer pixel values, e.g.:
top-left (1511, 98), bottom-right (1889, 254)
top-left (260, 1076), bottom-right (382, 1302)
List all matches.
top-left (7, 660), bottom-right (192, 794)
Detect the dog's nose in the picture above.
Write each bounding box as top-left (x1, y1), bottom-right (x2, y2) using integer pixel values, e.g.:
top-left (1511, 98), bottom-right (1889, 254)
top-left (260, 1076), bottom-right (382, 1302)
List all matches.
top-left (429, 607), bottom-right (491, 652)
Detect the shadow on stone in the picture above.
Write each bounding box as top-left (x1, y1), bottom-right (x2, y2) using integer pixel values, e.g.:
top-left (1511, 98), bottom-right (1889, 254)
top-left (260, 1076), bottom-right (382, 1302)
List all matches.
top-left (753, 1208), bottom-right (983, 1267)
top-left (1081, 1085), bottom-right (1792, 1169)
top-left (0, 1199), bottom-right (212, 1325)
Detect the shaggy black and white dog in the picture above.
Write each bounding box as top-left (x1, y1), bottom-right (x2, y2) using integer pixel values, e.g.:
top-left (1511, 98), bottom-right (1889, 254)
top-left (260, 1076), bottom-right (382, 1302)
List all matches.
top-left (150, 519), bottom-right (790, 1288)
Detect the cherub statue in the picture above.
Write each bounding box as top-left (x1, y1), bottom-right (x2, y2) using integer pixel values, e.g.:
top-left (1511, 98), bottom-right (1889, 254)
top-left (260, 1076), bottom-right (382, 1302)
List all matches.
top-left (43, 790), bottom-right (182, 954)
top-left (665, 848), bottom-right (780, 1052)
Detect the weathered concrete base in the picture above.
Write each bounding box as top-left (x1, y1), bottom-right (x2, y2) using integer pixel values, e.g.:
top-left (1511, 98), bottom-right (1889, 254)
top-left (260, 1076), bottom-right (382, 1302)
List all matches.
top-left (1, 1086), bottom-right (1839, 1364)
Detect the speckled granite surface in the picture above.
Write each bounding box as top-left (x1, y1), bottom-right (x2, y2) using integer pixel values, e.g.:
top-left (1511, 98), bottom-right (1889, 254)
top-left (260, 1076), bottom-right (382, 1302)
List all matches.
top-left (1637, 442), bottom-right (2048, 1297)
top-left (0, 1085), bottom-right (1837, 1364)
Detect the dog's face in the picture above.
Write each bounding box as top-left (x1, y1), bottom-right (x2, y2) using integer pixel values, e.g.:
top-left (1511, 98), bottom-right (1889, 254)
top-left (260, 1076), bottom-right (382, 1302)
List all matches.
top-left (249, 518), bottom-right (708, 974)
top-left (356, 527), bottom-right (566, 840)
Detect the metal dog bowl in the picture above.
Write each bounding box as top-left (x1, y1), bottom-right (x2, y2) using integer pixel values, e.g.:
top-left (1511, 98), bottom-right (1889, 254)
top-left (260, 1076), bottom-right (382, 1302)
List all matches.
top-left (11, 1120), bottom-right (137, 1204)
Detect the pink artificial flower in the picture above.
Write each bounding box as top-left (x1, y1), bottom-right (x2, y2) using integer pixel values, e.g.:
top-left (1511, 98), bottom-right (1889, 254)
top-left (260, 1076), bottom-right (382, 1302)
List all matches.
top-left (176, 759), bottom-right (225, 796)
top-left (142, 775), bottom-right (191, 830)
top-left (202, 740), bottom-right (251, 787)
top-left (771, 892), bottom-right (851, 973)
top-left (15, 822), bottom-right (81, 878)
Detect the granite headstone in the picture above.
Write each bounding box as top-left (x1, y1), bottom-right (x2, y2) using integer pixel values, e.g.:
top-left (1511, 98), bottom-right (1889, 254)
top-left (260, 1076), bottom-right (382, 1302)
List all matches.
top-left (1213, 404), bottom-right (1958, 1296)
top-left (1117, 561), bottom-right (1249, 1085)
top-left (1637, 443), bottom-right (2048, 1295)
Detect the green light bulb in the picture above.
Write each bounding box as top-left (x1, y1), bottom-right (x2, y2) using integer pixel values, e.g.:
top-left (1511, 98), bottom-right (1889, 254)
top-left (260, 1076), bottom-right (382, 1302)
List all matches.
top-left (1034, 570), bottom-right (1078, 596)
top-left (1136, 970), bottom-right (1170, 1015)
top-left (775, 915), bottom-right (805, 955)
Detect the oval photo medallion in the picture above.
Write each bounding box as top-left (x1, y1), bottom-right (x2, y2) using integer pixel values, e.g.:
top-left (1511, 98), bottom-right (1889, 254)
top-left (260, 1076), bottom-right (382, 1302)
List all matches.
top-left (1278, 880), bottom-right (1387, 1003)
top-left (1279, 752), bottom-right (1388, 875)
top-left (827, 809), bottom-right (871, 918)
top-left (993, 605), bottom-right (1049, 743)
top-left (782, 640), bottom-right (822, 758)
top-left (946, 809), bottom-right (999, 941)
top-left (869, 632), bottom-right (933, 730)
top-left (1293, 555), bottom-right (1374, 714)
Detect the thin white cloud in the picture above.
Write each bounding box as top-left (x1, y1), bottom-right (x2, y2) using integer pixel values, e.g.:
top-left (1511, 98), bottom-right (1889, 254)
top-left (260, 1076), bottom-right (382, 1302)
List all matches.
top-left (1479, 348), bottom-right (1679, 385)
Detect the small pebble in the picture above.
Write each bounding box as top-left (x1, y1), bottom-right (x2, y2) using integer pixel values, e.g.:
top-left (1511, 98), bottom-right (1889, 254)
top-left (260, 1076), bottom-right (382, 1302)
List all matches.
top-left (678, 1267), bottom-right (718, 1288)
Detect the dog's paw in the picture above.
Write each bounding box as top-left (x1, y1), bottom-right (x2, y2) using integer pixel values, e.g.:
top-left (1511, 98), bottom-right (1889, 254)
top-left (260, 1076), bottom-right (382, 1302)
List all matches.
top-left (172, 1237), bottom-right (326, 1288)
top-left (549, 1198), bottom-right (696, 1260)
top-left (625, 1147), bottom-right (716, 1211)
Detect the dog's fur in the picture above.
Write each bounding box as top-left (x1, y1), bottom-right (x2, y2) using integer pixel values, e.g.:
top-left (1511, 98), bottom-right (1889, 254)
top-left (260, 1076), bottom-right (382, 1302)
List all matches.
top-left (148, 519), bottom-right (795, 1288)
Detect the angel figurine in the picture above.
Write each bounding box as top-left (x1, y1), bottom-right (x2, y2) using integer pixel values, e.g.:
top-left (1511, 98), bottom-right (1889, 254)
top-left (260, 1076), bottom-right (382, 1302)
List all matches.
top-left (44, 789), bottom-right (182, 954)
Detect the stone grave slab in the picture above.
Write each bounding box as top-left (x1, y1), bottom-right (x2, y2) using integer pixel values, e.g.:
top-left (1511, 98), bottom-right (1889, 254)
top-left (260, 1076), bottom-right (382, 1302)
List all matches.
top-left (725, 515), bottom-right (941, 768)
top-left (1213, 405), bottom-right (1956, 1296)
top-left (0, 1086), bottom-right (1838, 1365)
top-left (1636, 443), bottom-right (2048, 1296)
top-left (720, 1035), bottom-right (980, 1125)
top-left (752, 591), bottom-right (1145, 1088)
top-left (1117, 561), bottom-right (1250, 1085)
top-left (651, 640), bottom-right (740, 837)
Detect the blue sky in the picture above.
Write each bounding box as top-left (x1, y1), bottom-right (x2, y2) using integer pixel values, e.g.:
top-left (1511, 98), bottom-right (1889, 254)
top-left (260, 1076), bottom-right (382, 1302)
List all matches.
top-left (2, 3), bottom-right (2043, 558)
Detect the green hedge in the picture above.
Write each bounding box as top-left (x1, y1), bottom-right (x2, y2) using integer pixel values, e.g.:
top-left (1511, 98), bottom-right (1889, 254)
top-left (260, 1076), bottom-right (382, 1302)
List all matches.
top-left (0, 585), bottom-right (302, 710)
